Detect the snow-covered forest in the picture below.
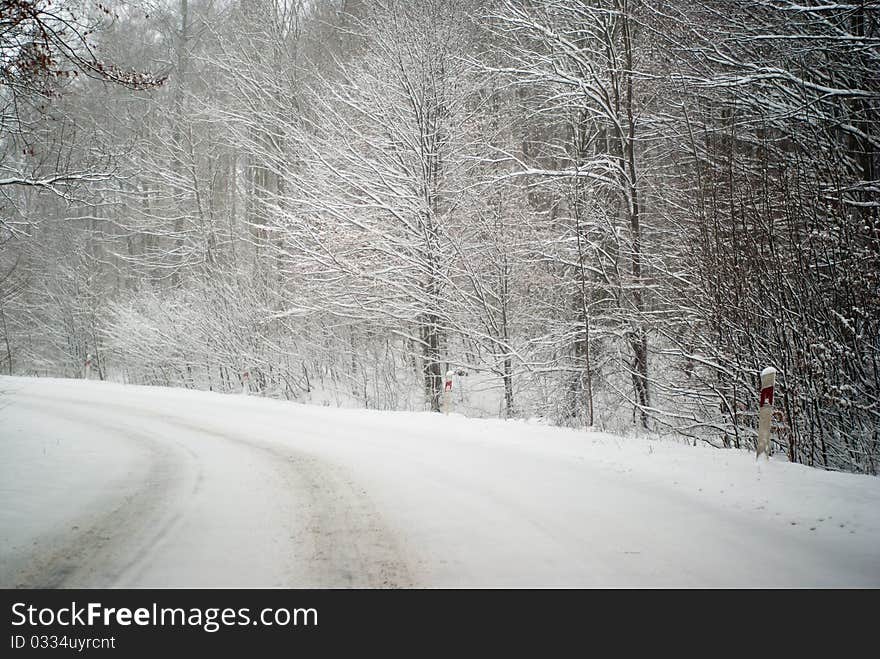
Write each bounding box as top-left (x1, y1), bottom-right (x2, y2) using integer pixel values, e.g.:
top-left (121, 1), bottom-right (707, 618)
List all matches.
top-left (1, 0), bottom-right (878, 474)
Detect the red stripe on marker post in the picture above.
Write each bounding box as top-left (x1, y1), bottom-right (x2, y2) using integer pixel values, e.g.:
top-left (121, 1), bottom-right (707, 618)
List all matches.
top-left (759, 367), bottom-right (777, 406)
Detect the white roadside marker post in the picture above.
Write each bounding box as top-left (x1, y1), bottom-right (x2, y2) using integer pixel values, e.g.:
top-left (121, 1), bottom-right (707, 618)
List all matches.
top-left (443, 370), bottom-right (454, 414)
top-left (84, 354), bottom-right (92, 380)
top-left (242, 370), bottom-right (250, 395)
top-left (756, 366), bottom-right (777, 460)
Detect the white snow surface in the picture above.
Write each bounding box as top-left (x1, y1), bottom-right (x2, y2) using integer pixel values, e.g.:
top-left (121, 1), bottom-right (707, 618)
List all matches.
top-left (1, 376), bottom-right (877, 588)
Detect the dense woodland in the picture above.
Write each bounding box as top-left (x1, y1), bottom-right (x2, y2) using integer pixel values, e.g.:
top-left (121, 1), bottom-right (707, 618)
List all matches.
top-left (1, 0), bottom-right (878, 473)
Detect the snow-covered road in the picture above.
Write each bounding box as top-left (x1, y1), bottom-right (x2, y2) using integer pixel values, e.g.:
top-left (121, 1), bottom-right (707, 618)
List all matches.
top-left (1, 376), bottom-right (878, 587)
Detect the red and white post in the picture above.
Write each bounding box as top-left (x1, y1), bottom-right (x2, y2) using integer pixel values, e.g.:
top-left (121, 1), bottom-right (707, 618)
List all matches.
top-left (756, 366), bottom-right (777, 459)
top-left (84, 354), bottom-right (92, 380)
top-left (443, 370), bottom-right (454, 414)
top-left (242, 371), bottom-right (250, 395)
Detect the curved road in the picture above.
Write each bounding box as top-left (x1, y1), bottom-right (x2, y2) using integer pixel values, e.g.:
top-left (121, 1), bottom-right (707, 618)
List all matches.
top-left (1, 376), bottom-right (878, 587)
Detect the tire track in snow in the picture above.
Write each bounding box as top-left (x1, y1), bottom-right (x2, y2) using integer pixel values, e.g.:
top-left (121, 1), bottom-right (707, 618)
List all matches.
top-left (6, 398), bottom-right (195, 588)
top-left (9, 392), bottom-right (413, 587)
top-left (120, 414), bottom-right (415, 588)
